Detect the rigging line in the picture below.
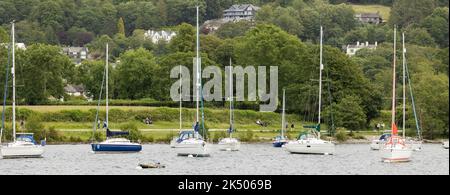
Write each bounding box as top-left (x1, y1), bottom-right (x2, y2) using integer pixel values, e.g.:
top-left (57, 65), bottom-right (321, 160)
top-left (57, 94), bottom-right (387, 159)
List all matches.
top-left (325, 67), bottom-right (335, 136)
top-left (91, 65), bottom-right (107, 143)
top-left (405, 54), bottom-right (422, 140)
top-left (1, 44), bottom-right (11, 143)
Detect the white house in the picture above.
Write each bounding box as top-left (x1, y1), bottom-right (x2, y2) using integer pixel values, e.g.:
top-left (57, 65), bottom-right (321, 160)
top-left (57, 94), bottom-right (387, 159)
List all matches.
top-left (1, 43), bottom-right (27, 50)
top-left (62, 47), bottom-right (89, 64)
top-left (345, 41), bottom-right (378, 56)
top-left (144, 30), bottom-right (177, 44)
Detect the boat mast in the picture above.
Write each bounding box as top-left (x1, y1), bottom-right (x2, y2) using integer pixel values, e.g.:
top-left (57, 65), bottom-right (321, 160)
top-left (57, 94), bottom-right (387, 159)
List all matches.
top-left (406, 56), bottom-right (422, 140)
top-left (391, 27), bottom-right (397, 136)
top-left (402, 33), bottom-right (406, 139)
top-left (229, 59), bottom-right (233, 138)
top-left (281, 89), bottom-right (286, 138)
top-left (179, 65), bottom-right (182, 131)
top-left (12, 21), bottom-right (16, 142)
top-left (318, 26), bottom-right (323, 139)
top-left (195, 6), bottom-right (200, 127)
top-left (106, 43), bottom-right (109, 128)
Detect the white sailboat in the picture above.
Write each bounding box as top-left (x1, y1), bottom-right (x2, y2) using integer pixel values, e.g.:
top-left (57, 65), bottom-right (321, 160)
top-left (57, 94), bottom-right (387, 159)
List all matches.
top-left (1, 21), bottom-right (45, 159)
top-left (284, 26), bottom-right (335, 155)
top-left (218, 61), bottom-right (241, 151)
top-left (380, 28), bottom-right (412, 163)
top-left (174, 6), bottom-right (210, 157)
top-left (91, 44), bottom-right (142, 153)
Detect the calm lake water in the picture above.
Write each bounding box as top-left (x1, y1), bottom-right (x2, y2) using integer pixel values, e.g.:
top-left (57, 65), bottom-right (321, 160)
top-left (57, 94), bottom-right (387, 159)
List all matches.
top-left (1, 144), bottom-right (448, 175)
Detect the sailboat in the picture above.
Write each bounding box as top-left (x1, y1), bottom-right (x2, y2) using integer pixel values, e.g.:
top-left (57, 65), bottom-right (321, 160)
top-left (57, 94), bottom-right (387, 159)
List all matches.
top-left (273, 89), bottom-right (289, 148)
top-left (284, 26), bottom-right (335, 155)
top-left (218, 61), bottom-right (241, 151)
top-left (402, 34), bottom-right (422, 151)
top-left (173, 6), bottom-right (210, 157)
top-left (380, 27), bottom-right (413, 163)
top-left (1, 21), bottom-right (45, 159)
top-left (91, 44), bottom-right (142, 153)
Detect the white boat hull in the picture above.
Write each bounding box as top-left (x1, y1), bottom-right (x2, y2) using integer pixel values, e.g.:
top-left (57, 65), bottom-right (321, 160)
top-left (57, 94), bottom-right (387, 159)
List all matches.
top-left (370, 140), bottom-right (385, 150)
top-left (174, 139), bottom-right (210, 157)
top-left (218, 138), bottom-right (240, 151)
top-left (380, 147), bottom-right (412, 163)
top-left (1, 144), bottom-right (44, 159)
top-left (407, 140), bottom-right (423, 151)
top-left (284, 140), bottom-right (335, 155)
top-left (443, 141), bottom-right (449, 149)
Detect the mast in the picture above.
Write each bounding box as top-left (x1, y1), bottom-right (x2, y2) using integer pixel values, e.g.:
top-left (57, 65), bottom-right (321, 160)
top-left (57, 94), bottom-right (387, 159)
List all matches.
top-left (229, 59), bottom-right (233, 138)
top-left (402, 33), bottom-right (406, 139)
top-left (12, 21), bottom-right (16, 142)
top-left (318, 26), bottom-right (323, 139)
top-left (179, 65), bottom-right (182, 131)
top-left (106, 43), bottom-right (109, 128)
top-left (281, 89), bottom-right (286, 138)
top-left (195, 6), bottom-right (200, 125)
top-left (391, 27), bottom-right (397, 136)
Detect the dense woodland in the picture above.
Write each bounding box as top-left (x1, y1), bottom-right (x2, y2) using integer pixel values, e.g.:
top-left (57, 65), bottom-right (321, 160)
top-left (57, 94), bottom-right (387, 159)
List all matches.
top-left (0, 0), bottom-right (448, 138)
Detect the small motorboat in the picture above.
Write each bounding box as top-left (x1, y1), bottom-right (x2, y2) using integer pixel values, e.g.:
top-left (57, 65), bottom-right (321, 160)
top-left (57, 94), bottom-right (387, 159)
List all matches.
top-left (273, 135), bottom-right (288, 148)
top-left (443, 141), bottom-right (449, 149)
top-left (139, 162), bottom-right (165, 169)
top-left (218, 137), bottom-right (240, 151)
top-left (370, 133), bottom-right (391, 150)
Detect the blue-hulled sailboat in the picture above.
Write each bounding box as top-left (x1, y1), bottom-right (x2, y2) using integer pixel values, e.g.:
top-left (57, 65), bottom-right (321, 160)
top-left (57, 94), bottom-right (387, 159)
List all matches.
top-left (273, 89), bottom-right (288, 147)
top-left (91, 44), bottom-right (142, 153)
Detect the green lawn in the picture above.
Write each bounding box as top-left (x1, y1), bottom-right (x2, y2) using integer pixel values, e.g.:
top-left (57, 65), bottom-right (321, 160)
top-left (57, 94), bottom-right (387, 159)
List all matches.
top-left (350, 4), bottom-right (391, 22)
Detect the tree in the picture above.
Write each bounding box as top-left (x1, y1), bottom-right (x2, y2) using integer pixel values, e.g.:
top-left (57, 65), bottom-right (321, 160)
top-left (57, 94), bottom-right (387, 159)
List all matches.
top-left (16, 44), bottom-right (73, 104)
top-left (215, 21), bottom-right (253, 39)
top-left (75, 60), bottom-right (110, 99)
top-left (390, 0), bottom-right (436, 28)
top-left (169, 23), bottom-right (195, 53)
top-left (420, 7), bottom-right (449, 48)
top-left (115, 48), bottom-right (159, 99)
top-left (117, 17), bottom-right (126, 37)
top-left (325, 95), bottom-right (367, 131)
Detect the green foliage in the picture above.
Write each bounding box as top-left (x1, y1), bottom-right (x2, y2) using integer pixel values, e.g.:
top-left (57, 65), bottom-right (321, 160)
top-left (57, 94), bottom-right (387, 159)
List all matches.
top-left (335, 128), bottom-right (348, 142)
top-left (169, 23), bottom-right (195, 53)
top-left (238, 130), bottom-right (255, 142)
top-left (120, 121), bottom-right (142, 142)
top-left (117, 17), bottom-right (126, 36)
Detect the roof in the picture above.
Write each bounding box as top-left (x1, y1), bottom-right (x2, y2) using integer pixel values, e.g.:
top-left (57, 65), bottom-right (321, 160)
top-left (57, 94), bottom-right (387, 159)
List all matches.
top-left (224, 4), bottom-right (260, 12)
top-left (355, 13), bottom-right (382, 18)
top-left (64, 84), bottom-right (85, 93)
top-left (62, 47), bottom-right (88, 53)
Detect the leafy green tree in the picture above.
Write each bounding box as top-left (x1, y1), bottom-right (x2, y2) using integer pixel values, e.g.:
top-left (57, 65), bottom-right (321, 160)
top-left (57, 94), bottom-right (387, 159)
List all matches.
top-left (115, 48), bottom-right (159, 99)
top-left (16, 44), bottom-right (73, 104)
top-left (420, 7), bottom-right (449, 48)
top-left (325, 95), bottom-right (367, 131)
top-left (390, 0), bottom-right (436, 28)
top-left (215, 21), bottom-right (253, 39)
top-left (169, 23), bottom-right (195, 53)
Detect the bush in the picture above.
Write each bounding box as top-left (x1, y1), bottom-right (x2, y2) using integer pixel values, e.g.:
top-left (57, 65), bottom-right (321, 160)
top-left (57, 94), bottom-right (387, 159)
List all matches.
top-left (120, 122), bottom-right (142, 142)
top-left (335, 128), bottom-right (348, 142)
top-left (212, 131), bottom-right (227, 143)
top-left (239, 130), bottom-right (254, 142)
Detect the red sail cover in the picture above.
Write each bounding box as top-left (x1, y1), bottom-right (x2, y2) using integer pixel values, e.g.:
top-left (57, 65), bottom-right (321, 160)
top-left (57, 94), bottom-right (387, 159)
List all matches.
top-left (392, 123), bottom-right (398, 135)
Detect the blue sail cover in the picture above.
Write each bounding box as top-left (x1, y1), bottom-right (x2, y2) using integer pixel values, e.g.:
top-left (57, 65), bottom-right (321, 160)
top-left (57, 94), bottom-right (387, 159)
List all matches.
top-left (194, 122), bottom-right (200, 132)
top-left (106, 129), bottom-right (129, 138)
top-left (228, 125), bottom-right (233, 133)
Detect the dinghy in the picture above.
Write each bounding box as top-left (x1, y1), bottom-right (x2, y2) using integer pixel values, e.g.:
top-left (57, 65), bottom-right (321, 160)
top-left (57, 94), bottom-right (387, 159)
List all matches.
top-left (1, 22), bottom-right (45, 159)
top-left (284, 26), bottom-right (335, 155)
top-left (91, 44), bottom-right (142, 153)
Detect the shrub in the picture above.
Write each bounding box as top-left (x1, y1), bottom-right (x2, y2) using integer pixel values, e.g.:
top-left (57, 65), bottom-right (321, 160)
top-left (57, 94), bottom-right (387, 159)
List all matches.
top-left (335, 128), bottom-right (348, 142)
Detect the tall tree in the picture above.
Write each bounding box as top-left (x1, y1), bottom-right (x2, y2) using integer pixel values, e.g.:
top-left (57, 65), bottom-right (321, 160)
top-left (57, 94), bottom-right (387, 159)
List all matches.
top-left (117, 17), bottom-right (126, 37)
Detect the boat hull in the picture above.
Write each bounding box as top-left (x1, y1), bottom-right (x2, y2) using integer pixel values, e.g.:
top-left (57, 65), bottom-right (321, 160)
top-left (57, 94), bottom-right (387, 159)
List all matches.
top-left (273, 141), bottom-right (288, 148)
top-left (1, 145), bottom-right (44, 159)
top-left (174, 140), bottom-right (210, 157)
top-left (380, 148), bottom-right (413, 163)
top-left (444, 141), bottom-right (449, 149)
top-left (218, 138), bottom-right (240, 151)
top-left (91, 144), bottom-right (142, 153)
top-left (284, 141), bottom-right (335, 155)
top-left (370, 140), bottom-right (385, 150)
